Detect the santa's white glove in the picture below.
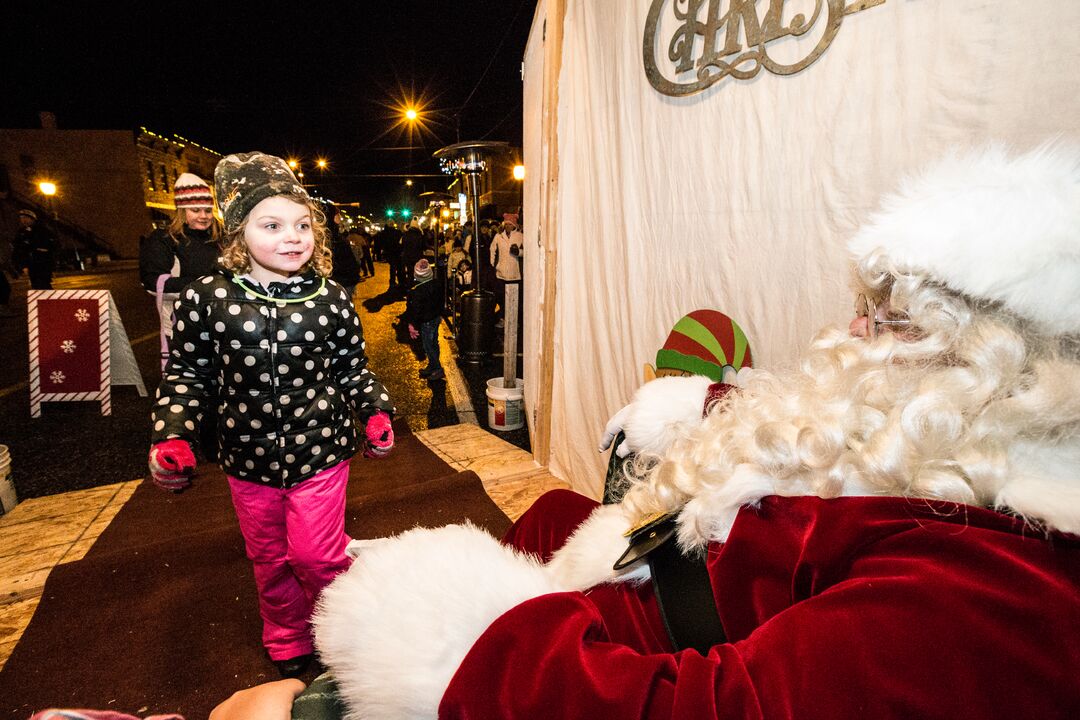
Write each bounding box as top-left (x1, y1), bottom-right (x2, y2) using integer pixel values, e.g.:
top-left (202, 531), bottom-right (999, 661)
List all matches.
top-left (597, 375), bottom-right (715, 459)
top-left (599, 404), bottom-right (634, 457)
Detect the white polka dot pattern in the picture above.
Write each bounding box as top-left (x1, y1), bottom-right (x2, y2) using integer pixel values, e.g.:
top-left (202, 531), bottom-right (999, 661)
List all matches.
top-left (151, 274), bottom-right (394, 489)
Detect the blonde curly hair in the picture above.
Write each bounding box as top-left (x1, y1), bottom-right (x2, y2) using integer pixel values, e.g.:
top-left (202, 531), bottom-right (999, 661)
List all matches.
top-left (622, 257), bottom-right (1080, 549)
top-left (219, 192), bottom-right (333, 277)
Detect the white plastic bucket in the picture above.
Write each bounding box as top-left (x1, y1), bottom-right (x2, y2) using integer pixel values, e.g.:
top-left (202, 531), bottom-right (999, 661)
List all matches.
top-left (486, 378), bottom-right (525, 432)
top-left (0, 445), bottom-right (16, 515)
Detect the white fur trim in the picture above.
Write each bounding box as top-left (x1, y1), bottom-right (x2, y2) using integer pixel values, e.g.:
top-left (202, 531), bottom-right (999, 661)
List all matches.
top-left (313, 524), bottom-right (560, 720)
top-left (546, 502), bottom-right (652, 589)
top-left (1001, 440), bottom-right (1080, 535)
top-left (848, 142), bottom-right (1080, 335)
top-left (621, 375), bottom-right (714, 457)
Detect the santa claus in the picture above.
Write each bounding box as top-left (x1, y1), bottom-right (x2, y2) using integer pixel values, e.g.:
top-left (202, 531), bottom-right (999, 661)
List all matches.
top-left (313, 143), bottom-right (1080, 719)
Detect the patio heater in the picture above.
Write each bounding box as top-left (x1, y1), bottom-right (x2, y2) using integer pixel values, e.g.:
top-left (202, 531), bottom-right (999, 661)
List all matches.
top-left (434, 140), bottom-right (509, 363)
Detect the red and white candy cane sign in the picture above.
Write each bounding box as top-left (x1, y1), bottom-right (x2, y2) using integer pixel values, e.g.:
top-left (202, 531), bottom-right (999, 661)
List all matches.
top-left (27, 290), bottom-right (111, 417)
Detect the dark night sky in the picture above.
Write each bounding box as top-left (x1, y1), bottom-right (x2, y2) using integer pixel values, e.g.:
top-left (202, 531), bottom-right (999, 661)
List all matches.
top-left (2, 1), bottom-right (536, 212)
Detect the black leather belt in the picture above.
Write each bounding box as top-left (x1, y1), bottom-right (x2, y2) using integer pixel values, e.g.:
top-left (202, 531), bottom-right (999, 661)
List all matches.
top-left (613, 513), bottom-right (726, 655)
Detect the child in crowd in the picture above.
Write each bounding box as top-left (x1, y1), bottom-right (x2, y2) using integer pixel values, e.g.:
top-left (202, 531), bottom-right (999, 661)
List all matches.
top-left (147, 152), bottom-right (395, 678)
top-left (405, 258), bottom-right (445, 379)
top-left (447, 237), bottom-right (467, 277)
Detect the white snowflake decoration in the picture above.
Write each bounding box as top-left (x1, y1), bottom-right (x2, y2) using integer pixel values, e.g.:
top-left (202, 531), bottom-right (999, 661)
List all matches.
top-left (61, 339), bottom-right (76, 353)
top-left (50, 370), bottom-right (66, 384)
top-left (75, 309), bottom-right (90, 322)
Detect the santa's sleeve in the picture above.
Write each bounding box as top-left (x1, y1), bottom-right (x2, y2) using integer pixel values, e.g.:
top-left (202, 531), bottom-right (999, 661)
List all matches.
top-left (439, 528), bottom-right (1068, 720)
top-left (440, 591), bottom-right (756, 720)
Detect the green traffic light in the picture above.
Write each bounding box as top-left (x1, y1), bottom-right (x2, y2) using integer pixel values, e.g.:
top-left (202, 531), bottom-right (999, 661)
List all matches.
top-left (386, 209), bottom-right (395, 218)
top-left (401, 208), bottom-right (411, 218)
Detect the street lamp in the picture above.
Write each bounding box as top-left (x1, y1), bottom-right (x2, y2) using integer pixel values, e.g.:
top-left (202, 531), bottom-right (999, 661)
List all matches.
top-left (38, 180), bottom-right (58, 220)
top-left (434, 140), bottom-right (510, 362)
top-left (512, 165), bottom-right (525, 181)
top-left (286, 158), bottom-right (329, 188)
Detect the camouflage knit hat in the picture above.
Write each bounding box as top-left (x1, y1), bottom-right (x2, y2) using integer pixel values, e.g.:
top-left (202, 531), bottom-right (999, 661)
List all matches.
top-left (214, 151), bottom-right (309, 233)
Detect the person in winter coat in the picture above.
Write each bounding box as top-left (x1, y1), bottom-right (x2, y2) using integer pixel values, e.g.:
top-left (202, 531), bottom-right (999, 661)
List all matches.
top-left (14, 209), bottom-right (57, 289)
top-left (400, 218), bottom-right (426, 282)
top-left (347, 227), bottom-right (375, 279)
top-left (138, 173), bottom-right (224, 369)
top-left (311, 144), bottom-right (1080, 720)
top-left (403, 258), bottom-right (444, 380)
top-left (379, 222), bottom-right (405, 293)
top-left (0, 225), bottom-right (15, 316)
top-left (321, 202), bottom-right (361, 300)
top-left (489, 214), bottom-right (523, 327)
top-left (147, 152), bottom-right (395, 680)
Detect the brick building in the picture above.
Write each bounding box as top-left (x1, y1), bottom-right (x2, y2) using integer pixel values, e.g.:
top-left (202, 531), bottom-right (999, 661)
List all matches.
top-left (0, 121), bottom-right (222, 260)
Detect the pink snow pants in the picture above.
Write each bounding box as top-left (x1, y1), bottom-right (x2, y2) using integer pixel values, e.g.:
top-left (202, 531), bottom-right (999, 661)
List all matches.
top-left (227, 460), bottom-right (352, 660)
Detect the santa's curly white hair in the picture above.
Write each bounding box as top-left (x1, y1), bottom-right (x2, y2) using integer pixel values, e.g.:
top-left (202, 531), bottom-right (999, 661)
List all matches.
top-left (621, 142), bottom-right (1080, 550)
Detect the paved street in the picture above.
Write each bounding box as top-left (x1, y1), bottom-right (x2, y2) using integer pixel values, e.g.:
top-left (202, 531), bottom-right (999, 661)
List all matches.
top-left (0, 261), bottom-right (526, 501)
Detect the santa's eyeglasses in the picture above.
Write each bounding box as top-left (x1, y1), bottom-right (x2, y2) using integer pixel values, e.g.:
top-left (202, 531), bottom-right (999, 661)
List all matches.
top-left (855, 293), bottom-right (911, 339)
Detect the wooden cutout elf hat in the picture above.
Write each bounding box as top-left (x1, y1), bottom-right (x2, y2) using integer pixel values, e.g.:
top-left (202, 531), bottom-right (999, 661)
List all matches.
top-left (652, 309), bottom-right (752, 382)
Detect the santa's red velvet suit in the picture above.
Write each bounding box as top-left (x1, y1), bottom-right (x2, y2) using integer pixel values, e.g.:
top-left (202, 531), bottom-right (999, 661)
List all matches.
top-left (441, 489), bottom-right (1080, 719)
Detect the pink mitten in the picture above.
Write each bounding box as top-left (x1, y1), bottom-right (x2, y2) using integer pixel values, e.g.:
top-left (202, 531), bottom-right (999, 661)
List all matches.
top-left (363, 411), bottom-right (394, 458)
top-left (148, 439), bottom-right (196, 492)
top-left (408, 323), bottom-right (419, 340)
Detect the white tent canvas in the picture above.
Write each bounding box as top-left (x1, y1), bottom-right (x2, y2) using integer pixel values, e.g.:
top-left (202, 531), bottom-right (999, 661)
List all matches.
top-left (522, 0), bottom-right (1080, 497)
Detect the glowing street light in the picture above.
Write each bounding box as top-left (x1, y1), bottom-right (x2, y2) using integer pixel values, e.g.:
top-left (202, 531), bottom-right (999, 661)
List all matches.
top-left (513, 165), bottom-right (525, 181)
top-left (316, 159), bottom-right (328, 170)
top-left (37, 180), bottom-right (58, 220)
top-left (405, 108), bottom-right (419, 122)
top-left (405, 179), bottom-right (413, 187)
top-left (287, 159), bottom-right (299, 169)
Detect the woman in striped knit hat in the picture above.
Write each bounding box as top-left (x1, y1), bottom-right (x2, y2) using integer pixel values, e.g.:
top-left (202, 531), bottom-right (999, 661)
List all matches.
top-left (139, 173), bottom-right (224, 370)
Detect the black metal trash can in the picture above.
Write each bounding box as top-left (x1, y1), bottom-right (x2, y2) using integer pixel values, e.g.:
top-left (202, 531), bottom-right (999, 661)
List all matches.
top-left (458, 290), bottom-right (494, 363)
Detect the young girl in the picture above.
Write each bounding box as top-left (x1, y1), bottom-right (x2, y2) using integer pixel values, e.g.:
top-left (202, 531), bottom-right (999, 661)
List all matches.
top-left (147, 151), bottom-right (395, 678)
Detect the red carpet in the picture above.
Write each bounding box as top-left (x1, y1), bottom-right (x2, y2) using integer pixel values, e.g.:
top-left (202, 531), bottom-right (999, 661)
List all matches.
top-left (0, 424), bottom-right (510, 718)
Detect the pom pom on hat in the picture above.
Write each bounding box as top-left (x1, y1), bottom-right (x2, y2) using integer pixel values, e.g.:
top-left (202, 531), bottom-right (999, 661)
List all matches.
top-left (173, 173), bottom-right (213, 209)
top-left (848, 141), bottom-right (1080, 336)
top-left (214, 152), bottom-right (309, 233)
top-left (413, 258), bottom-right (433, 281)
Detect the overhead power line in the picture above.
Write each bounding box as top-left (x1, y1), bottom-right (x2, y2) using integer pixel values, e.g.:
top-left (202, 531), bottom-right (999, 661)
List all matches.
top-left (457, 0), bottom-right (530, 119)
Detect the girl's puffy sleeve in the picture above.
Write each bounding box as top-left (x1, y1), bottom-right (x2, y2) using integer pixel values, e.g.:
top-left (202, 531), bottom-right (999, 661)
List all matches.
top-left (151, 284), bottom-right (217, 445)
top-left (327, 283), bottom-right (395, 421)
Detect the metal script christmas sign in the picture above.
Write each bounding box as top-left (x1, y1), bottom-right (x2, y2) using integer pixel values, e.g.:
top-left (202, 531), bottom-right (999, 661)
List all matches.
top-left (644, 0), bottom-right (886, 97)
top-left (27, 290), bottom-right (112, 417)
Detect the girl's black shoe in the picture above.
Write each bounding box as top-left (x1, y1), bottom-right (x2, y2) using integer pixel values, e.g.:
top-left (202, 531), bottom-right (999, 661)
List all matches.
top-left (274, 653), bottom-right (313, 678)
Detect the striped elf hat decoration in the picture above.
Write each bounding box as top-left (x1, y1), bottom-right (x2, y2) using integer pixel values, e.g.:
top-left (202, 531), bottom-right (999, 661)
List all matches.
top-left (654, 309), bottom-right (752, 382)
top-left (173, 173), bottom-right (214, 209)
